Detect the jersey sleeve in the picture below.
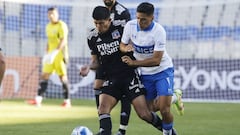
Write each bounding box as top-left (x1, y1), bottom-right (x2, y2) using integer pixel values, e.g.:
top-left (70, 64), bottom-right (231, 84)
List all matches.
top-left (120, 10), bottom-right (131, 23)
top-left (87, 39), bottom-right (97, 55)
top-left (154, 25), bottom-right (167, 51)
top-left (121, 21), bottom-right (131, 44)
top-left (59, 21), bottom-right (68, 39)
top-left (87, 29), bottom-right (98, 56)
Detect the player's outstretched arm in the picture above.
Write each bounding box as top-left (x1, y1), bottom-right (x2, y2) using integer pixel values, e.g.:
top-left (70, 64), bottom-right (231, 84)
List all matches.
top-left (79, 55), bottom-right (99, 77)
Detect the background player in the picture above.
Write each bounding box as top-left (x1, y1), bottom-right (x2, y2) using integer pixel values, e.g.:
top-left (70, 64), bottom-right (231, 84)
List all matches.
top-left (121, 2), bottom-right (179, 135)
top-left (27, 7), bottom-right (71, 107)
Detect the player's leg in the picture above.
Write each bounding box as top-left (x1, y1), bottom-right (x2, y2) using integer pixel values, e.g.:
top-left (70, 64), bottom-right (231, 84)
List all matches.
top-left (94, 67), bottom-right (105, 109)
top-left (141, 70), bottom-right (178, 135)
top-left (27, 72), bottom-right (50, 106)
top-left (0, 51), bottom-right (6, 86)
top-left (57, 59), bottom-right (71, 107)
top-left (131, 95), bottom-right (163, 130)
top-left (97, 93), bottom-right (118, 135)
top-left (27, 59), bottom-right (55, 106)
top-left (155, 69), bottom-right (175, 135)
top-left (126, 73), bottom-right (163, 131)
top-left (172, 89), bottom-right (184, 115)
top-left (153, 89), bottom-right (184, 116)
top-left (93, 79), bottom-right (104, 108)
top-left (116, 95), bottom-right (131, 135)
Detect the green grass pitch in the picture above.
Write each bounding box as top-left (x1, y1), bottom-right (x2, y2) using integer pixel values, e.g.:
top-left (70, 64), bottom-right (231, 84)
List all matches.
top-left (0, 99), bottom-right (239, 135)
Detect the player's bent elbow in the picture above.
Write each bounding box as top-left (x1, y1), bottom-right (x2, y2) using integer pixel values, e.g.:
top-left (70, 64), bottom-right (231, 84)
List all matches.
top-left (0, 57), bottom-right (6, 68)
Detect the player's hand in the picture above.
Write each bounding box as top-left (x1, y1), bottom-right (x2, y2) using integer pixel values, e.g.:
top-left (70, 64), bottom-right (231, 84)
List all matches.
top-left (42, 50), bottom-right (59, 64)
top-left (42, 53), bottom-right (51, 64)
top-left (121, 56), bottom-right (134, 66)
top-left (80, 65), bottom-right (90, 77)
top-left (124, 44), bottom-right (134, 52)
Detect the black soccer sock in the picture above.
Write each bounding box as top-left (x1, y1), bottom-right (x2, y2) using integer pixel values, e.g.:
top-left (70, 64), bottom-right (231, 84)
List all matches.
top-left (99, 113), bottom-right (112, 135)
top-left (150, 112), bottom-right (163, 131)
top-left (62, 81), bottom-right (70, 99)
top-left (94, 89), bottom-right (100, 108)
top-left (118, 96), bottom-right (131, 134)
top-left (37, 80), bottom-right (48, 96)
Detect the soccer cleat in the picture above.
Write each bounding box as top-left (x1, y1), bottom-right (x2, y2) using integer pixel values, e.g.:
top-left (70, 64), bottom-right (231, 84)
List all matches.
top-left (172, 128), bottom-right (178, 135)
top-left (61, 101), bottom-right (71, 108)
top-left (174, 89), bottom-right (184, 116)
top-left (115, 131), bottom-right (124, 135)
top-left (26, 99), bottom-right (41, 107)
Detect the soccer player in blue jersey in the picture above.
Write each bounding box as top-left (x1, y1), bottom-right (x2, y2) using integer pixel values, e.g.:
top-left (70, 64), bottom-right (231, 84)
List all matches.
top-left (120, 2), bottom-right (179, 135)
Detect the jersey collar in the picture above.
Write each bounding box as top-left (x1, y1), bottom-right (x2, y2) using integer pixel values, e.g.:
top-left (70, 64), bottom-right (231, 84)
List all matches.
top-left (137, 21), bottom-right (154, 32)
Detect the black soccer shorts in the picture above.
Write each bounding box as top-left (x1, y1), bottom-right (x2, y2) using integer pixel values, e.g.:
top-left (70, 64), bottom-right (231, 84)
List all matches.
top-left (100, 70), bottom-right (146, 102)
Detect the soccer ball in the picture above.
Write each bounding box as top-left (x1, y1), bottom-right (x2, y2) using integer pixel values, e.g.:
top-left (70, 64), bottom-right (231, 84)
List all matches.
top-left (71, 126), bottom-right (93, 135)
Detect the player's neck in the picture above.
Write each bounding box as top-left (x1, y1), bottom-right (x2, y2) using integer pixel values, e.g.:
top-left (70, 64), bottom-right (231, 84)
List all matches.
top-left (51, 20), bottom-right (59, 24)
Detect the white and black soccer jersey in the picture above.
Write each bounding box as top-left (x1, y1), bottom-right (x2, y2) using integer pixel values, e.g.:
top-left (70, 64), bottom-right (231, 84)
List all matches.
top-left (87, 23), bottom-right (135, 78)
top-left (121, 19), bottom-right (173, 75)
top-left (110, 1), bottom-right (131, 27)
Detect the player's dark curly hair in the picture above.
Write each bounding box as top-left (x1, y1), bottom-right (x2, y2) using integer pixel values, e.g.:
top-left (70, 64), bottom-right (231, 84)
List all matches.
top-left (137, 2), bottom-right (154, 16)
top-left (92, 6), bottom-right (110, 20)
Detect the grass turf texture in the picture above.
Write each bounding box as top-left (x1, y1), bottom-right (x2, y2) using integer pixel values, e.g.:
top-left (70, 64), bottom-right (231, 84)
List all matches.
top-left (0, 99), bottom-right (239, 135)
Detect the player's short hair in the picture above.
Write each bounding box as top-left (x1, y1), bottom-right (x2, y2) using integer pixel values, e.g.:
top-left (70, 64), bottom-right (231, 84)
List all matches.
top-left (47, 7), bottom-right (57, 12)
top-left (137, 2), bottom-right (154, 16)
top-left (92, 6), bottom-right (110, 20)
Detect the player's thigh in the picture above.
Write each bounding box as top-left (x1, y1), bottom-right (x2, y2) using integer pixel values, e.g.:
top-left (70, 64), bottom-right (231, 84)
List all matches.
top-left (141, 76), bottom-right (157, 100)
top-left (94, 79), bottom-right (104, 89)
top-left (42, 63), bottom-right (54, 75)
top-left (131, 95), bottom-right (151, 118)
top-left (54, 59), bottom-right (67, 76)
top-left (156, 95), bottom-right (172, 114)
top-left (155, 76), bottom-right (174, 96)
top-left (98, 93), bottom-right (118, 114)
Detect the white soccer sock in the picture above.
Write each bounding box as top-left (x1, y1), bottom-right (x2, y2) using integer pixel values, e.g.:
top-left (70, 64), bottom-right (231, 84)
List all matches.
top-left (35, 96), bottom-right (42, 105)
top-left (163, 129), bottom-right (172, 135)
top-left (119, 124), bottom-right (128, 130)
top-left (64, 99), bottom-right (71, 104)
top-left (171, 93), bottom-right (177, 104)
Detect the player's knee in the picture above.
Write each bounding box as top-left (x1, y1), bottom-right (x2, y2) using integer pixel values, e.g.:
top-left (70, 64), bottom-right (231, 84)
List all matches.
top-left (160, 107), bottom-right (171, 118)
top-left (98, 103), bottom-right (111, 114)
top-left (136, 110), bottom-right (150, 121)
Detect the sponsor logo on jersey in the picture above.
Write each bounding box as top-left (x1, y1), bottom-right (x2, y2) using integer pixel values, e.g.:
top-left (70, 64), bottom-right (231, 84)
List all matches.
top-left (97, 41), bottom-right (120, 56)
top-left (112, 30), bottom-right (121, 39)
top-left (133, 44), bottom-right (154, 54)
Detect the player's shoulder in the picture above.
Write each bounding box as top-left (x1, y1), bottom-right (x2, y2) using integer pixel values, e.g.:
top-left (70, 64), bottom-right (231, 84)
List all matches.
top-left (115, 2), bottom-right (128, 15)
top-left (153, 22), bottom-right (166, 32)
top-left (87, 28), bottom-right (98, 40)
top-left (58, 20), bottom-right (67, 27)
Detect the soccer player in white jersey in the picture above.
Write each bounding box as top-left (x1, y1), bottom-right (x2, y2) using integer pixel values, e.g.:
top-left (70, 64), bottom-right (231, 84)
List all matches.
top-left (120, 2), bottom-right (178, 135)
